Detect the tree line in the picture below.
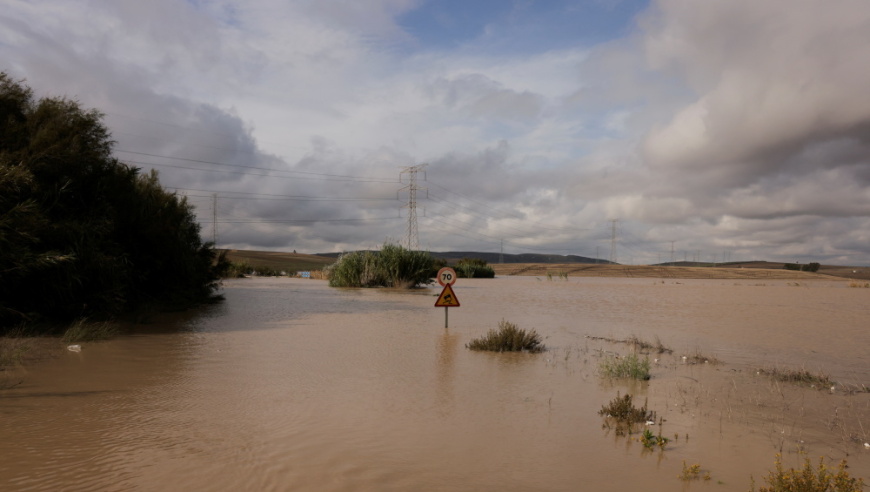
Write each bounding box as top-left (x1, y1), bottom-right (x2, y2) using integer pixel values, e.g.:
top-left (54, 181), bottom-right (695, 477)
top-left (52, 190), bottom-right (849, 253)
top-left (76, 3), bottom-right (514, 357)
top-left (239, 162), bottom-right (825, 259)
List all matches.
top-left (0, 72), bottom-right (226, 333)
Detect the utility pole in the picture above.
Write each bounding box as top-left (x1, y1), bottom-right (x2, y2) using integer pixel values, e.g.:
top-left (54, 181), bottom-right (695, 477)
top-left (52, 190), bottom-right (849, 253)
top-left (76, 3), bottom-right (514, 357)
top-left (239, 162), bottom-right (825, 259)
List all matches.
top-left (499, 239), bottom-right (504, 264)
top-left (212, 193), bottom-right (218, 247)
top-left (609, 219), bottom-right (618, 264)
top-left (670, 241), bottom-right (675, 265)
top-left (399, 164), bottom-right (427, 251)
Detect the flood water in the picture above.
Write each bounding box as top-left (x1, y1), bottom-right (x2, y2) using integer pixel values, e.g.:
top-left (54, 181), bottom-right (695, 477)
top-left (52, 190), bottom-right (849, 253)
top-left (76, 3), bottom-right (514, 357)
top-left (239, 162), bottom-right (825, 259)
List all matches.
top-left (2, 276), bottom-right (869, 491)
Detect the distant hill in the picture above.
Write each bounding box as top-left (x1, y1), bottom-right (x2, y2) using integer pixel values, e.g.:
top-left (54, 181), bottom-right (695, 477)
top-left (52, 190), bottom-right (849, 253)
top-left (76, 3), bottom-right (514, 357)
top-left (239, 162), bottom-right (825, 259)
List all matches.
top-left (317, 250), bottom-right (611, 265)
top-left (225, 249), bottom-right (870, 280)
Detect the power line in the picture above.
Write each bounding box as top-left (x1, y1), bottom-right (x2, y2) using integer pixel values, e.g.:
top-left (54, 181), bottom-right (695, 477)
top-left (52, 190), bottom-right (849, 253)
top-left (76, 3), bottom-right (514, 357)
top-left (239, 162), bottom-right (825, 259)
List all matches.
top-left (170, 187), bottom-right (395, 202)
top-left (116, 150), bottom-right (396, 183)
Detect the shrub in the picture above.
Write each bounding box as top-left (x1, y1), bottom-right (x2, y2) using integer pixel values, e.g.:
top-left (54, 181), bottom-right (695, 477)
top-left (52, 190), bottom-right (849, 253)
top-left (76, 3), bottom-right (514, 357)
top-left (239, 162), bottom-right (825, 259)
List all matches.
top-left (466, 320), bottom-right (545, 352)
top-left (599, 353), bottom-right (651, 380)
top-left (750, 454), bottom-right (864, 492)
top-left (599, 393), bottom-right (653, 425)
top-left (783, 262), bottom-right (821, 272)
top-left (0, 73), bottom-right (224, 331)
top-left (598, 393), bottom-right (658, 437)
top-left (455, 257), bottom-right (495, 279)
top-left (326, 243), bottom-right (434, 288)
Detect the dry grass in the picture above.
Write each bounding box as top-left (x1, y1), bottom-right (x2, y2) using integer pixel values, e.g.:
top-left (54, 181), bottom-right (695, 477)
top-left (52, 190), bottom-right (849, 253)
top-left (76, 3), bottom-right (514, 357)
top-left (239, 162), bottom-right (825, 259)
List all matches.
top-left (757, 367), bottom-right (834, 388)
top-left (466, 320), bottom-right (545, 353)
top-left (221, 249), bottom-right (335, 275)
top-left (750, 454), bottom-right (864, 491)
top-left (491, 263), bottom-right (841, 280)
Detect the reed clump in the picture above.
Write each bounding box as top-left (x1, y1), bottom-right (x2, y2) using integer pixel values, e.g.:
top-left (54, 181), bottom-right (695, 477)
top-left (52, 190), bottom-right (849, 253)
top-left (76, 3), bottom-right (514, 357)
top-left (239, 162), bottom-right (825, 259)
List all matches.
top-left (466, 320), bottom-right (545, 353)
top-left (750, 454), bottom-right (864, 492)
top-left (599, 353), bottom-right (651, 380)
top-left (326, 243), bottom-right (435, 288)
top-left (758, 367), bottom-right (833, 388)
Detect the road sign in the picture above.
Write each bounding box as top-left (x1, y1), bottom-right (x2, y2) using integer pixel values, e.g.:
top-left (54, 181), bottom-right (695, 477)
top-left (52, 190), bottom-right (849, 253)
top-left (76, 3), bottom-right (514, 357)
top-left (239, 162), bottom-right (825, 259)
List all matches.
top-left (435, 284), bottom-right (460, 307)
top-left (437, 267), bottom-right (457, 286)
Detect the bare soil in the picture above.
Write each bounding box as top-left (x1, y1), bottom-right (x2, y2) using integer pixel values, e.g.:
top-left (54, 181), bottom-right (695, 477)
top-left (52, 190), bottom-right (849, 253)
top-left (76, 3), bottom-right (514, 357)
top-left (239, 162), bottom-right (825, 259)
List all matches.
top-left (490, 263), bottom-right (848, 280)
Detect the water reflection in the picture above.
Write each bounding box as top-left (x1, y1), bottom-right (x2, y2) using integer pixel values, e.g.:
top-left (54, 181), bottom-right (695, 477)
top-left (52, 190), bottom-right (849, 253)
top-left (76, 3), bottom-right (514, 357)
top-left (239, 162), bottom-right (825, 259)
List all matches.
top-left (435, 329), bottom-right (459, 417)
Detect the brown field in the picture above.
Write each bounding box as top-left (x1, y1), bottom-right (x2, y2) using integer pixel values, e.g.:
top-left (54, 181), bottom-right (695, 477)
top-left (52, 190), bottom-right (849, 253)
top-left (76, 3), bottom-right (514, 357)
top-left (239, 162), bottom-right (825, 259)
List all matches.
top-left (221, 249), bottom-right (334, 274)
top-left (490, 262), bottom-right (856, 280)
top-left (220, 249), bottom-right (869, 281)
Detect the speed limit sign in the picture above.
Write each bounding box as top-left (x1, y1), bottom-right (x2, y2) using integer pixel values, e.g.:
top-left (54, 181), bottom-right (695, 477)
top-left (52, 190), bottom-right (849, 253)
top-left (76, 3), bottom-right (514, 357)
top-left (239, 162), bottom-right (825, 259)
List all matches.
top-left (437, 267), bottom-right (457, 287)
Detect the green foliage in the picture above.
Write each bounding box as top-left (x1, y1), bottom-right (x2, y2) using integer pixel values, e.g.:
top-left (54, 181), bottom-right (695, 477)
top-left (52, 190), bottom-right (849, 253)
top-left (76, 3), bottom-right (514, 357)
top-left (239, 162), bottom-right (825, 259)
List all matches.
top-left (750, 454), bottom-right (864, 492)
top-left (599, 353), bottom-right (652, 380)
top-left (640, 428), bottom-right (669, 449)
top-left (455, 257), bottom-right (495, 278)
top-left (0, 73), bottom-right (224, 331)
top-left (326, 243), bottom-right (435, 288)
top-left (466, 319), bottom-right (545, 352)
top-left (783, 262), bottom-right (821, 272)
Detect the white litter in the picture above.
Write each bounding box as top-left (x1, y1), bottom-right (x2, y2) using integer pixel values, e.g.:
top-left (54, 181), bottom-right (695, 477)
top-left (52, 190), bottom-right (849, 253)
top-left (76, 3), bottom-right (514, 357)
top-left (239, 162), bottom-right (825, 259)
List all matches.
top-left (67, 345), bottom-right (81, 352)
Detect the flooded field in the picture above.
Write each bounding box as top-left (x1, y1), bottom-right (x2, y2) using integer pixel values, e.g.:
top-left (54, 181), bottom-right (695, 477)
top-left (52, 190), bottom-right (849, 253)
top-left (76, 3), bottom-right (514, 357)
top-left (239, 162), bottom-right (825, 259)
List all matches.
top-left (2, 276), bottom-right (869, 491)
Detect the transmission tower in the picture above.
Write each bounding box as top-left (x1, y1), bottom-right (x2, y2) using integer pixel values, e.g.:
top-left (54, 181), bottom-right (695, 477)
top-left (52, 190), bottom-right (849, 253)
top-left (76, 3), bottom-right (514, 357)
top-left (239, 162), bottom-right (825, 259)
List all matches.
top-left (212, 193), bottom-right (218, 246)
top-left (399, 164), bottom-right (427, 251)
top-left (609, 219), bottom-right (618, 264)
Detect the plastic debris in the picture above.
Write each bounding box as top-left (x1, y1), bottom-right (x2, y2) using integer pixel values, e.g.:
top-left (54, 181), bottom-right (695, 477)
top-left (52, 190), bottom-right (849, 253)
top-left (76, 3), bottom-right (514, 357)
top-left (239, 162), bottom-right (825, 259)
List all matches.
top-left (67, 345), bottom-right (81, 352)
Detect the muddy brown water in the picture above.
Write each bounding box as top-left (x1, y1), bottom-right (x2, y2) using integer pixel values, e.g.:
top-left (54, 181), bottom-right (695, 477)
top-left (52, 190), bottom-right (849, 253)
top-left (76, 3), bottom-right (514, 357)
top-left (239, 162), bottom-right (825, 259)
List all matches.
top-left (2, 277), bottom-right (868, 491)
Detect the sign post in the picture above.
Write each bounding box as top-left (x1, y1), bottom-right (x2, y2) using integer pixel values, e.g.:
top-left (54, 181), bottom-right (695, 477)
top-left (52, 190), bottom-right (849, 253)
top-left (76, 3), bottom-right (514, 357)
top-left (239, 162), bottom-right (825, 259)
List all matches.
top-left (435, 267), bottom-right (459, 328)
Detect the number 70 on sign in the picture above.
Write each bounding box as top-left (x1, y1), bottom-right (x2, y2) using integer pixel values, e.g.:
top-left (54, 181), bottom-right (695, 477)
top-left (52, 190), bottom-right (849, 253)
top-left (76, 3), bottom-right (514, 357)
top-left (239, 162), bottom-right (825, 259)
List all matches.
top-left (437, 267), bottom-right (457, 287)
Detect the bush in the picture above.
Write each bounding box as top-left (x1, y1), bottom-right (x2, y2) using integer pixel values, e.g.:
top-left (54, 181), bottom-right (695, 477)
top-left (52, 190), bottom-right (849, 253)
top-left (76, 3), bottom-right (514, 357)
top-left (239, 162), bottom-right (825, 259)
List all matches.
top-left (599, 353), bottom-right (651, 380)
top-left (750, 454), bottom-right (864, 492)
top-left (0, 73), bottom-right (224, 331)
top-left (455, 257), bottom-right (495, 278)
top-left (783, 262), bottom-right (821, 272)
top-left (466, 320), bottom-right (545, 352)
top-left (326, 243), bottom-right (435, 288)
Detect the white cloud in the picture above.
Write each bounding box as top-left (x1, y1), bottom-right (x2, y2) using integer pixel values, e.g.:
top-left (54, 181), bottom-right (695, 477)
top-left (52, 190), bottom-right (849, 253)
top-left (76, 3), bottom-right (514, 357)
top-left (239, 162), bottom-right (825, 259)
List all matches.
top-left (2, 0), bottom-right (869, 263)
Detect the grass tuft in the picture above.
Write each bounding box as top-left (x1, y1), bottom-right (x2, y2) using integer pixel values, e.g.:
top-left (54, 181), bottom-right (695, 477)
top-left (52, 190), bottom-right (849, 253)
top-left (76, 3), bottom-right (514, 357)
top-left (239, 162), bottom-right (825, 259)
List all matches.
top-left (62, 318), bottom-right (120, 343)
top-left (679, 462), bottom-right (710, 481)
top-left (750, 454), bottom-right (864, 492)
top-left (757, 367), bottom-right (833, 388)
top-left (599, 353), bottom-right (651, 380)
top-left (466, 320), bottom-right (545, 353)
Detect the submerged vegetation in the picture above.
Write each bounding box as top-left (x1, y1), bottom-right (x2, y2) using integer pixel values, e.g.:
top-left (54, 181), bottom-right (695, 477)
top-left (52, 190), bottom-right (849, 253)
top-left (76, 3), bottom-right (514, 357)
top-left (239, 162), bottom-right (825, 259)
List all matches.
top-left (599, 393), bottom-right (654, 429)
top-left (0, 73), bottom-right (226, 334)
top-left (62, 319), bottom-right (120, 343)
top-left (599, 353), bottom-right (651, 380)
top-left (466, 320), bottom-right (545, 353)
top-left (757, 367), bottom-right (834, 388)
top-left (325, 243), bottom-right (435, 288)
top-left (750, 454), bottom-right (864, 492)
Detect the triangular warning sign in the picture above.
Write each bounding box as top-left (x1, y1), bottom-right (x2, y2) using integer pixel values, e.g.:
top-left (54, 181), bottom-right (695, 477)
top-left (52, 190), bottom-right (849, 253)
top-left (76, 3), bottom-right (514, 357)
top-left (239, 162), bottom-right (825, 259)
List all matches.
top-left (435, 284), bottom-right (460, 307)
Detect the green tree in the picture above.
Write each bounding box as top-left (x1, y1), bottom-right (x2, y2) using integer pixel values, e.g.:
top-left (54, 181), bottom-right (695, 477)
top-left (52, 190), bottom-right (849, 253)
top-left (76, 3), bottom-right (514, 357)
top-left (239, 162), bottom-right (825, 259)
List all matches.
top-left (0, 72), bottom-right (224, 331)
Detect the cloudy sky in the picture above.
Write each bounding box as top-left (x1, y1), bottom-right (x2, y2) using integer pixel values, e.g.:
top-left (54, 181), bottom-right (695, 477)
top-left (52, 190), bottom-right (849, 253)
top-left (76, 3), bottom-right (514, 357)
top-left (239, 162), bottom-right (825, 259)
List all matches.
top-left (3, 0), bottom-right (870, 265)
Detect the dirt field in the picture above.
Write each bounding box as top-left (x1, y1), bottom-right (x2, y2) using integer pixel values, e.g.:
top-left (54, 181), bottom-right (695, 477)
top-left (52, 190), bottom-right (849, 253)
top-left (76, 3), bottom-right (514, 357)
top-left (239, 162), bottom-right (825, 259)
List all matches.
top-left (490, 263), bottom-right (855, 280)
